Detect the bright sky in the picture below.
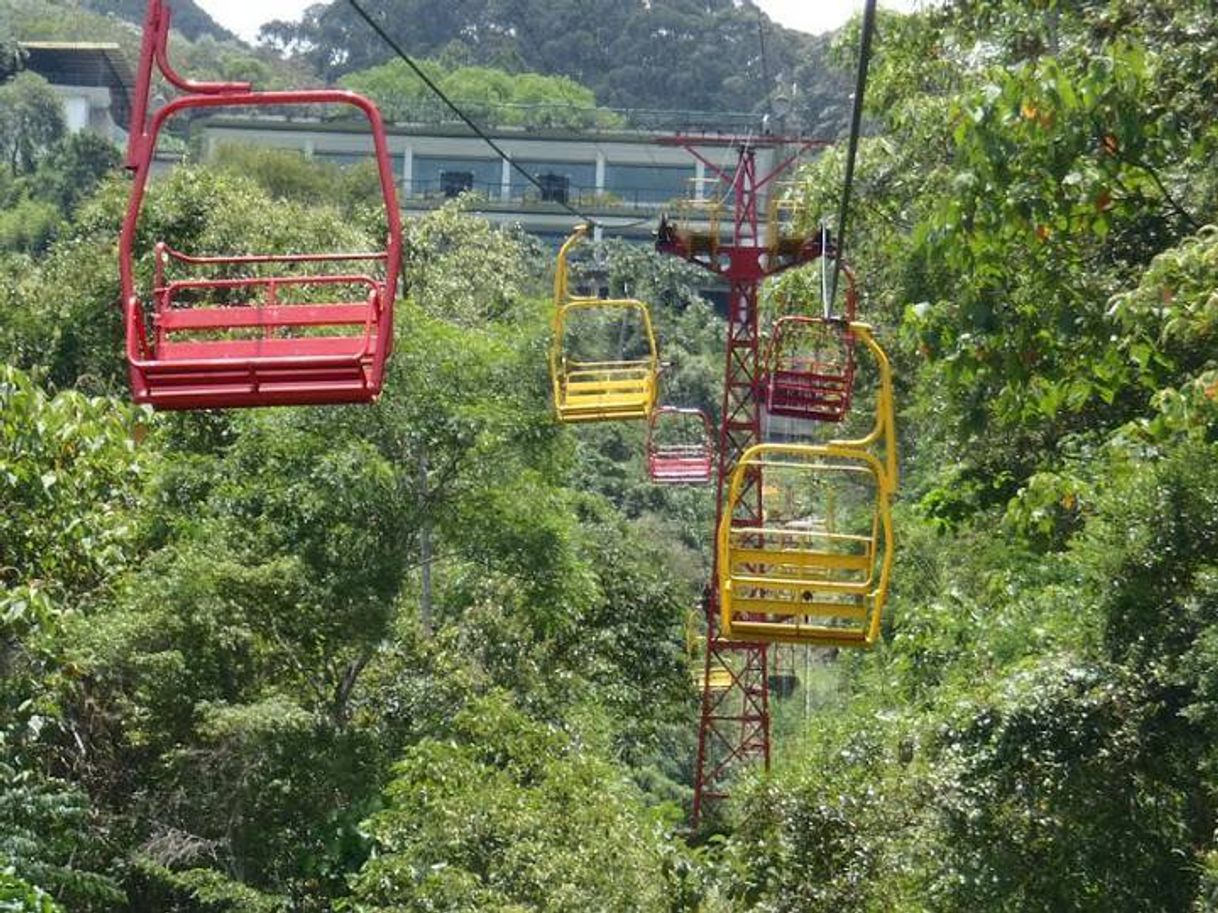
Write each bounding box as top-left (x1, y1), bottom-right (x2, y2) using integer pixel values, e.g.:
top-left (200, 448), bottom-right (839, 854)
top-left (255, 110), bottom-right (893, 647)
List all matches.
top-left (196, 0), bottom-right (925, 45)
top-left (756, 0), bottom-right (925, 35)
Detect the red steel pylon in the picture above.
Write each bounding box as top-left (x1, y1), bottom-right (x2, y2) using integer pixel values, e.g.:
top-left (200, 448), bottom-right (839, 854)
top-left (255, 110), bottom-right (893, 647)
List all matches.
top-left (658, 135), bottom-right (826, 826)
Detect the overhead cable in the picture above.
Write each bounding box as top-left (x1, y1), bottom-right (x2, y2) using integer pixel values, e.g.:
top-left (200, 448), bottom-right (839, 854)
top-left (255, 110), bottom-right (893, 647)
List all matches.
top-left (346, 0), bottom-right (651, 232)
top-left (829, 0), bottom-right (878, 313)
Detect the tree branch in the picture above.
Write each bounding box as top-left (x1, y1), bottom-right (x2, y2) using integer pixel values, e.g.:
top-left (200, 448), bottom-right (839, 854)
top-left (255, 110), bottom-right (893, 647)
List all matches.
top-left (1127, 156), bottom-right (1202, 232)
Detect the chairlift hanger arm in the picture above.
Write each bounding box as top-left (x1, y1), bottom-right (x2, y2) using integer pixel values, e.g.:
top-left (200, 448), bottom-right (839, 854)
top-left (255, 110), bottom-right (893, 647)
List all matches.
top-left (553, 224), bottom-right (589, 305)
top-left (127, 0), bottom-right (252, 167)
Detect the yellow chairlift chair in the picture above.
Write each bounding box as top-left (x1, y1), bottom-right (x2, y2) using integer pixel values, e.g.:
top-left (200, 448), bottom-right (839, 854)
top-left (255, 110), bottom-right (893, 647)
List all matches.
top-left (718, 323), bottom-right (897, 647)
top-left (550, 226), bottom-right (659, 423)
top-left (691, 664), bottom-right (737, 692)
top-left (673, 177), bottom-right (727, 257)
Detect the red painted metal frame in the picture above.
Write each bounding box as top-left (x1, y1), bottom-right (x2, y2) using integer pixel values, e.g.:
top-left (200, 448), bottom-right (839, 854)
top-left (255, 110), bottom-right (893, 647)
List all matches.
top-left (762, 259), bottom-right (860, 423)
top-left (657, 136), bottom-right (827, 826)
top-left (647, 406), bottom-right (715, 485)
top-left (119, 0), bottom-right (402, 410)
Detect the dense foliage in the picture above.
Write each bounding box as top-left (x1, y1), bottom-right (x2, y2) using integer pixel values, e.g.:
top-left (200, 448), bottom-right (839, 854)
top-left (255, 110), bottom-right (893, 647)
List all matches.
top-left (78, 0), bottom-right (234, 42)
top-left (260, 0), bottom-right (848, 127)
top-left (339, 58), bottom-right (622, 130)
top-left (7, 0), bottom-right (1218, 910)
top-left (0, 135), bottom-right (704, 908)
top-left (719, 1), bottom-right (1218, 910)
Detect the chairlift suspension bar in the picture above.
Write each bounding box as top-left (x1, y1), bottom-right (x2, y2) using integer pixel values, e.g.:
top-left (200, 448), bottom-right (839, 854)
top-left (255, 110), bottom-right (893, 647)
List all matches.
top-left (821, 224), bottom-right (831, 319)
top-left (829, 0), bottom-right (878, 309)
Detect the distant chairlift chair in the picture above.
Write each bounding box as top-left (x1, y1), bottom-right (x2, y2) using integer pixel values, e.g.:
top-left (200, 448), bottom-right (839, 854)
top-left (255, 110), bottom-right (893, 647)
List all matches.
top-left (647, 406), bottom-right (715, 485)
top-left (763, 259), bottom-right (860, 423)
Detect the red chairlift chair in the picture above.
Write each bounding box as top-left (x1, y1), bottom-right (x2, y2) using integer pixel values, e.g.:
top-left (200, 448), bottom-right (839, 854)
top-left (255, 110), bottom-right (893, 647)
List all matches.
top-left (119, 0), bottom-right (403, 410)
top-left (763, 261), bottom-right (860, 423)
top-left (646, 406), bottom-right (715, 485)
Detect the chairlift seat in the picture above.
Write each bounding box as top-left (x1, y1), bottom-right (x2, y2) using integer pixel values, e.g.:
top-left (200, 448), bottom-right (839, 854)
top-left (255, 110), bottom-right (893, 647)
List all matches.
top-left (556, 356), bottom-right (658, 422)
top-left (647, 406), bottom-right (715, 484)
top-left (119, 1), bottom-right (402, 411)
top-left (550, 227), bottom-right (660, 424)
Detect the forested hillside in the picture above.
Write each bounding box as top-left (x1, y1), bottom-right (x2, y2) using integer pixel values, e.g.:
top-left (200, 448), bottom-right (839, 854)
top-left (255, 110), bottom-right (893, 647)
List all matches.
top-left (49, 0), bottom-right (844, 125)
top-left (259, 0), bottom-right (849, 128)
top-left (5, 0), bottom-right (1218, 911)
top-left (1, 0), bottom-right (312, 90)
top-left (78, 0), bottom-right (233, 41)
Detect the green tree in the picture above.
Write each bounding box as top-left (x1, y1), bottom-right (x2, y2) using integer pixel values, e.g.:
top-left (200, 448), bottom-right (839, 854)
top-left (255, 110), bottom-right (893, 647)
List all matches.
top-left (0, 72), bottom-right (65, 176)
top-left (339, 58), bottom-right (617, 129)
top-left (31, 131), bottom-right (121, 213)
top-left (268, 0), bottom-right (834, 120)
top-left (350, 693), bottom-right (672, 913)
top-left (0, 367), bottom-right (141, 911)
top-left (77, 0), bottom-right (237, 43)
top-left (0, 871), bottom-right (61, 913)
top-left (0, 7), bottom-right (24, 80)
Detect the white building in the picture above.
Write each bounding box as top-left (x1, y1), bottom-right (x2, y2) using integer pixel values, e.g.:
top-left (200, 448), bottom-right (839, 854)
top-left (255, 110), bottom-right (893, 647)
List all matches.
top-left (19, 41), bottom-right (790, 247)
top-left (19, 42), bottom-right (133, 144)
top-left (199, 116), bottom-right (782, 244)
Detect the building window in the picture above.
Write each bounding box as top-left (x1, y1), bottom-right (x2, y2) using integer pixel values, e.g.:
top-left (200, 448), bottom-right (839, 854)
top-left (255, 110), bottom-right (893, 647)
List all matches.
top-left (604, 164), bottom-right (694, 206)
top-left (414, 156), bottom-right (501, 198)
top-left (537, 172), bottom-right (570, 205)
top-left (512, 160), bottom-right (596, 202)
top-left (441, 170), bottom-right (474, 197)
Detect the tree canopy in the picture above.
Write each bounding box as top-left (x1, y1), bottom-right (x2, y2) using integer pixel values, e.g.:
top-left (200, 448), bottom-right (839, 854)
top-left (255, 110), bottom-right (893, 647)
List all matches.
top-left (9, 0), bottom-right (1218, 910)
top-left (261, 0), bottom-right (848, 125)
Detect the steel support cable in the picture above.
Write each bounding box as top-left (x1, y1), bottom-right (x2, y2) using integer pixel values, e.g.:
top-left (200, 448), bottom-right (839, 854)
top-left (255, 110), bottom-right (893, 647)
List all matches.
top-left (755, 5), bottom-right (773, 113)
top-left (346, 0), bottom-right (651, 231)
top-left (710, 132), bottom-right (751, 213)
top-left (821, 222), bottom-right (831, 318)
top-left (828, 0), bottom-right (878, 315)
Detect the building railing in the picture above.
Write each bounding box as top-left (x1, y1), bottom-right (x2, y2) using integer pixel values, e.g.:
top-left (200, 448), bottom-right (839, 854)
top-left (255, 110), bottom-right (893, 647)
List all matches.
top-left (403, 178), bottom-right (686, 212)
top-left (373, 98), bottom-right (763, 135)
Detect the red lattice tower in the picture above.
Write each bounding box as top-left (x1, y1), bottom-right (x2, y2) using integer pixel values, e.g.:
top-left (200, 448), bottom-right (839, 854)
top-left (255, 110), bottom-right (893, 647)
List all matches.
top-left (657, 135), bottom-right (826, 826)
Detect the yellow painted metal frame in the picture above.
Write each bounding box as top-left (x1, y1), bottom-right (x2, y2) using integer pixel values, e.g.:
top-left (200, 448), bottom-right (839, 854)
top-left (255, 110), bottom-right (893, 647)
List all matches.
top-left (766, 187), bottom-right (804, 256)
top-left (718, 323), bottom-right (897, 647)
top-left (692, 666), bottom-right (736, 692)
top-left (674, 178), bottom-right (725, 255)
top-left (550, 226), bottom-right (660, 423)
